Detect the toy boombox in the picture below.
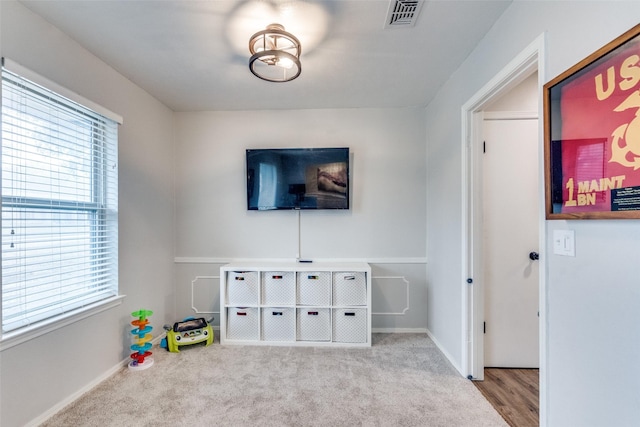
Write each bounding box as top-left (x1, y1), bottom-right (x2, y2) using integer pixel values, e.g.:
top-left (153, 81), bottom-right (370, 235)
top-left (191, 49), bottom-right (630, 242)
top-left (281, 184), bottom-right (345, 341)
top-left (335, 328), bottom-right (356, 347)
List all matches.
top-left (165, 317), bottom-right (214, 353)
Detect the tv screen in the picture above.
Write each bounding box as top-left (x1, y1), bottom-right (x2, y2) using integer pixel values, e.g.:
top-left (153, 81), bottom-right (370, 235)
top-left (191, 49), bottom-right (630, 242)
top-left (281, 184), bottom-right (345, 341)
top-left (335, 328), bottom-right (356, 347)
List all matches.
top-left (246, 147), bottom-right (349, 210)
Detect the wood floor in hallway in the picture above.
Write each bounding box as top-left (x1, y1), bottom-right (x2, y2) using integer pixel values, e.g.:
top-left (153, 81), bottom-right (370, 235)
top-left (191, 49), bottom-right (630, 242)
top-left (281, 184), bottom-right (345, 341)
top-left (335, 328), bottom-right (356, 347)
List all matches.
top-left (474, 368), bottom-right (539, 427)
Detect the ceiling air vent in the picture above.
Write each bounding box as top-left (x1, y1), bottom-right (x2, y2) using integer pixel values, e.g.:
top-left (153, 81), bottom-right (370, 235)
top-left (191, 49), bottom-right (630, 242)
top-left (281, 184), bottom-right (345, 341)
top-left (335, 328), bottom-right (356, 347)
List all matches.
top-left (385, 0), bottom-right (424, 28)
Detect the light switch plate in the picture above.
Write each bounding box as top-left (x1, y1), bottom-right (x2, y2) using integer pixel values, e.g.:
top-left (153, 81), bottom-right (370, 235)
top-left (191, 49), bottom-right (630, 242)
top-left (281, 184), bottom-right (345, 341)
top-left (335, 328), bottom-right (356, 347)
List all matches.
top-left (553, 229), bottom-right (575, 257)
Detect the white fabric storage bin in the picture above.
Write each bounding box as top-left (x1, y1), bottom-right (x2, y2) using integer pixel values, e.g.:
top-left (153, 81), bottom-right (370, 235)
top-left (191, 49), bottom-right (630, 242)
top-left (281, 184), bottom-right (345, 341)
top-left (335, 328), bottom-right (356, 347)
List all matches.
top-left (261, 272), bottom-right (295, 305)
top-left (261, 307), bottom-right (295, 342)
top-left (332, 272), bottom-right (367, 306)
top-left (332, 308), bottom-right (367, 343)
top-left (226, 271), bottom-right (259, 305)
top-left (227, 307), bottom-right (259, 340)
top-left (297, 308), bottom-right (331, 341)
top-left (297, 272), bottom-right (331, 306)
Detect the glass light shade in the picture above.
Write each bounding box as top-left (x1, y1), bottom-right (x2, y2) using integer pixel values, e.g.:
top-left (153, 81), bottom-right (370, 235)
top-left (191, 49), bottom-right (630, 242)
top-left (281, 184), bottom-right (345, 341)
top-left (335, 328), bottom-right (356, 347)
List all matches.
top-left (249, 24), bottom-right (301, 82)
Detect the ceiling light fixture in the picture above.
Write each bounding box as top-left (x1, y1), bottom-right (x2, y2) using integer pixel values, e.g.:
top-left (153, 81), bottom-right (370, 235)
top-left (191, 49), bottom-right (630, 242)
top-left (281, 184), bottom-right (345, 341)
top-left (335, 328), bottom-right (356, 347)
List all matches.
top-left (249, 23), bottom-right (301, 82)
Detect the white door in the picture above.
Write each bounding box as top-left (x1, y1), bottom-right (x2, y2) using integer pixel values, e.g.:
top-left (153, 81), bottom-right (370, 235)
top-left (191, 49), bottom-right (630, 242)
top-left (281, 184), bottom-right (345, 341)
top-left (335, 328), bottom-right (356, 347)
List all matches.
top-left (482, 117), bottom-right (539, 368)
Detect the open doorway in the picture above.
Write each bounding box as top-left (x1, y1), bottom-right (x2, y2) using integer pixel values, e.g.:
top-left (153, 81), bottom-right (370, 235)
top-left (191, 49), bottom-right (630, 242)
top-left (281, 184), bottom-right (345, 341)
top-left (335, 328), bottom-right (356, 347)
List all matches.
top-left (482, 75), bottom-right (539, 369)
top-left (461, 34), bottom-right (546, 424)
top-left (476, 74), bottom-right (540, 426)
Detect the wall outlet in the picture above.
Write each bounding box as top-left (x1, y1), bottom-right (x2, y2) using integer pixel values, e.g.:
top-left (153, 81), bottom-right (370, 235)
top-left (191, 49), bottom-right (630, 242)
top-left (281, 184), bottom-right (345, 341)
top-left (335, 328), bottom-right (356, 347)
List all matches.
top-left (553, 229), bottom-right (575, 257)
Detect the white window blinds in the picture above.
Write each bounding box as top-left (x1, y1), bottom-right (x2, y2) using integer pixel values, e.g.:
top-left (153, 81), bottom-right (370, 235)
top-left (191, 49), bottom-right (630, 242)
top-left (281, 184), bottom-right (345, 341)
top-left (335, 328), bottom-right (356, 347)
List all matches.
top-left (1, 65), bottom-right (119, 334)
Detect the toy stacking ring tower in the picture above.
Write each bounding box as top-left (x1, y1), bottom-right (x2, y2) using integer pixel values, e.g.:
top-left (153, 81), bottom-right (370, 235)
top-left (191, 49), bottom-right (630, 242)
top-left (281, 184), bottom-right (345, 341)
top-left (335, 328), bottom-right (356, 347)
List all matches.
top-left (129, 309), bottom-right (154, 371)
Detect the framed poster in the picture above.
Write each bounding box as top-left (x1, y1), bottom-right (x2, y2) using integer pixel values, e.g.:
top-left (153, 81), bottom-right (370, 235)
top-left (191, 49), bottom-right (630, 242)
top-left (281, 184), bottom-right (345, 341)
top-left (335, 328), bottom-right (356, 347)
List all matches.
top-left (544, 24), bottom-right (640, 219)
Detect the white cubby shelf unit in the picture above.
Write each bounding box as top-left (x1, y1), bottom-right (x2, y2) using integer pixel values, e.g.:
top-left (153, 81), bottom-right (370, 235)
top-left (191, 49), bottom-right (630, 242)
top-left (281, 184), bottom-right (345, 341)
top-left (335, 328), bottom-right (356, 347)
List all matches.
top-left (220, 262), bottom-right (371, 347)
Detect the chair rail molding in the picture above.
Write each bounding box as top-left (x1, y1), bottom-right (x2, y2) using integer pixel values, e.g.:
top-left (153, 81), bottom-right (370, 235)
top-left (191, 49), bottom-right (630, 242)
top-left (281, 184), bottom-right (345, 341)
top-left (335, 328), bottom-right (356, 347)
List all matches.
top-left (175, 257), bottom-right (427, 264)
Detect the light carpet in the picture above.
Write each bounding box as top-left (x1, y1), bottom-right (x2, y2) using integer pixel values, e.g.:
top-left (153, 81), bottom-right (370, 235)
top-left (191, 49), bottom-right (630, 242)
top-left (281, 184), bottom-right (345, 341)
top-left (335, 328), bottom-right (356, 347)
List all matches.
top-left (41, 333), bottom-right (507, 427)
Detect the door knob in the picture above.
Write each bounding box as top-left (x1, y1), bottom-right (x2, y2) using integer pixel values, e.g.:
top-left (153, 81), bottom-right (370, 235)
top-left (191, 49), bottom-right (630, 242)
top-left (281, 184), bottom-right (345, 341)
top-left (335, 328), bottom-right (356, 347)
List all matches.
top-left (529, 251), bottom-right (539, 261)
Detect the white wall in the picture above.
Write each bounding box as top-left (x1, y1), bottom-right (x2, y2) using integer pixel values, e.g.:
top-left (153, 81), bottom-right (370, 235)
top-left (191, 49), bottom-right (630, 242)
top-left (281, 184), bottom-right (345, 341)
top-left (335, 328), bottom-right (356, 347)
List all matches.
top-left (174, 108), bottom-right (428, 331)
top-left (485, 72), bottom-right (538, 112)
top-left (425, 1), bottom-right (640, 426)
top-left (0, 2), bottom-right (175, 426)
top-left (8, 0), bottom-right (638, 425)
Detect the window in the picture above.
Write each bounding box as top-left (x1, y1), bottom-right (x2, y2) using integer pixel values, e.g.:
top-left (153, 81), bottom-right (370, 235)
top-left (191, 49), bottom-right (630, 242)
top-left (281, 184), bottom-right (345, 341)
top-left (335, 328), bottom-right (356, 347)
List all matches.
top-left (1, 64), bottom-right (119, 338)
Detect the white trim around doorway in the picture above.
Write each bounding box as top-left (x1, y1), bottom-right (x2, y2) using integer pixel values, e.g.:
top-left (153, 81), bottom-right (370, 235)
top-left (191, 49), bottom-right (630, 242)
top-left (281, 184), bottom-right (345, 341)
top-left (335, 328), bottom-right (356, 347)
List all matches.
top-left (460, 32), bottom-right (548, 426)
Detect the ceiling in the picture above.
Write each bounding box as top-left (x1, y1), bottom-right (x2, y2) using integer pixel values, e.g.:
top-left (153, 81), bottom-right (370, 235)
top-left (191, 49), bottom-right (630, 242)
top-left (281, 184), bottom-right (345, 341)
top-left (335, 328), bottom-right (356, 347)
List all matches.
top-left (20, 0), bottom-right (512, 112)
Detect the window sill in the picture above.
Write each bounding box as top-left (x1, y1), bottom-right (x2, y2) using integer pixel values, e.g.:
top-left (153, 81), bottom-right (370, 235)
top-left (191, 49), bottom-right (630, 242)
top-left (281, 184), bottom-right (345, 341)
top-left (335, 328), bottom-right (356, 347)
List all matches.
top-left (0, 295), bottom-right (125, 352)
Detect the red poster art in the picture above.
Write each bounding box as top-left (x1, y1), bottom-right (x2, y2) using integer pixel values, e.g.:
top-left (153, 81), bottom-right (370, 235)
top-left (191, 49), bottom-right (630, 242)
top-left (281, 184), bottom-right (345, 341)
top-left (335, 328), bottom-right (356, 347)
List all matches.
top-left (545, 24), bottom-right (640, 219)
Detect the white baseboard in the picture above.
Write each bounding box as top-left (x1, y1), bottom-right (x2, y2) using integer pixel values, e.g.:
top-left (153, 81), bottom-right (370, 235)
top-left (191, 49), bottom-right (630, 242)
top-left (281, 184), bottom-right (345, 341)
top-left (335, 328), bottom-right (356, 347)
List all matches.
top-left (28, 336), bottom-right (165, 427)
top-left (426, 328), bottom-right (465, 377)
top-left (372, 328), bottom-right (428, 333)
top-left (168, 327), bottom-right (428, 336)
top-left (25, 360), bottom-right (124, 427)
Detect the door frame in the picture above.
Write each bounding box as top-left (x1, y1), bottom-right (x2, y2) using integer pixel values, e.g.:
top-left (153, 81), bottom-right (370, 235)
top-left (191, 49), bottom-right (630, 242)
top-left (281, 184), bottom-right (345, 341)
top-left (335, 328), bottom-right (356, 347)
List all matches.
top-left (460, 33), bottom-right (547, 424)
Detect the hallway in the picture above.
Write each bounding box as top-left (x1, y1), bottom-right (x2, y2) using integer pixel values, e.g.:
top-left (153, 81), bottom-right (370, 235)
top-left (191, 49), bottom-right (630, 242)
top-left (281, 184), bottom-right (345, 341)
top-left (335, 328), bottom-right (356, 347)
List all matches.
top-left (474, 368), bottom-right (539, 427)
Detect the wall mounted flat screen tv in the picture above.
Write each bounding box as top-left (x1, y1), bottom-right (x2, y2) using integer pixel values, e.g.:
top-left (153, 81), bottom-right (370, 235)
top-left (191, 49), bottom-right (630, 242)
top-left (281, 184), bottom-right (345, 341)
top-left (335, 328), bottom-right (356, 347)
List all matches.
top-left (246, 147), bottom-right (349, 210)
